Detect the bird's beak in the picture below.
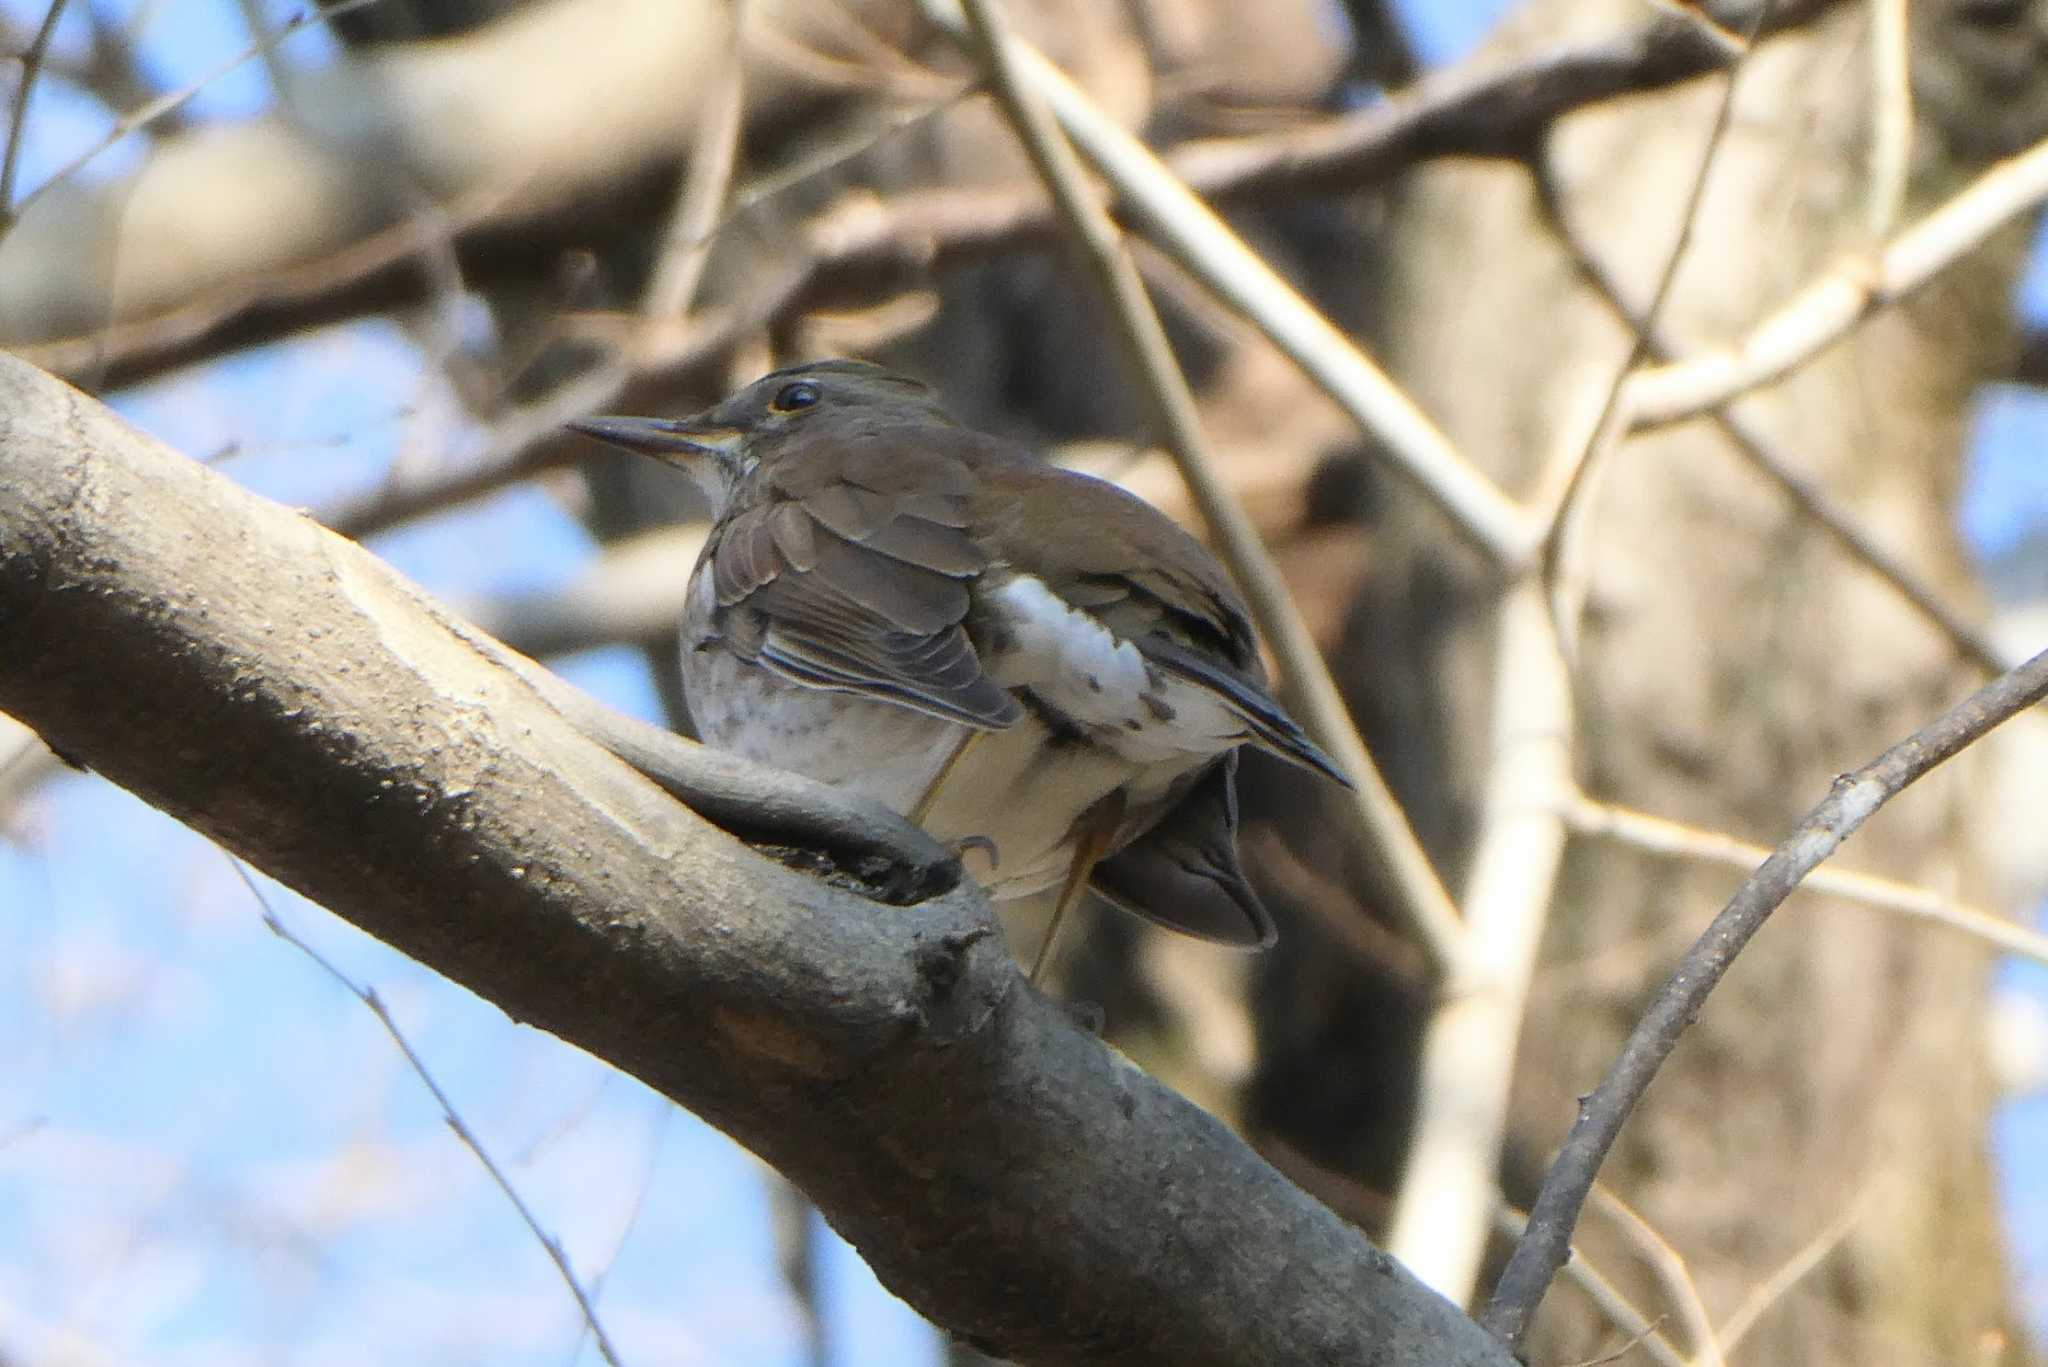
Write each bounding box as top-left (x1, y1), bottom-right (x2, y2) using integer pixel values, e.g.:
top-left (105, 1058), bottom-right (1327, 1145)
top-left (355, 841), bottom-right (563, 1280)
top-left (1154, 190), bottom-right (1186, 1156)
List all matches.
top-left (567, 415), bottom-right (744, 465)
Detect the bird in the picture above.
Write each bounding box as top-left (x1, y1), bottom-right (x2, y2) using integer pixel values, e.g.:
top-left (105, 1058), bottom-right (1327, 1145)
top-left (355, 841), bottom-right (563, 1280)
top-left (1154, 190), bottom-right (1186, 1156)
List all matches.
top-left (571, 360), bottom-right (1349, 972)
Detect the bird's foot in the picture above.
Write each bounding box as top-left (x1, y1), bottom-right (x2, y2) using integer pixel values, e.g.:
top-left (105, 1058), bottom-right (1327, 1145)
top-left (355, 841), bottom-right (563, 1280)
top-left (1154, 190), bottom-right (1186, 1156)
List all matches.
top-left (950, 833), bottom-right (1000, 875)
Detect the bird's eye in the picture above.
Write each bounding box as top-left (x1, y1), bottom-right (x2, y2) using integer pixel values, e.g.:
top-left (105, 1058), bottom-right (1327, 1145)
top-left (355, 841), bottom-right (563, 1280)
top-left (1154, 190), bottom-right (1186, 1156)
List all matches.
top-left (772, 381), bottom-right (821, 412)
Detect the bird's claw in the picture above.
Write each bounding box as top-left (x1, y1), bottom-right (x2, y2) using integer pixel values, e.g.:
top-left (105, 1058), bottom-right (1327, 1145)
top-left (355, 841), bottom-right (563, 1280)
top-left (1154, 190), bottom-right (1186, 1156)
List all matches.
top-left (950, 833), bottom-right (999, 872)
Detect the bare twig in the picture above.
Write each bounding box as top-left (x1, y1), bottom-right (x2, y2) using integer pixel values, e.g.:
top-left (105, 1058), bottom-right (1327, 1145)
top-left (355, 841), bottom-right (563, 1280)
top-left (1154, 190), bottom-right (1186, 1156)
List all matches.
top-left (1530, 156), bottom-right (2013, 678)
top-left (1588, 1185), bottom-right (1723, 1367)
top-left (234, 0), bottom-right (295, 112)
top-left (235, 861), bottom-right (626, 1367)
top-left (0, 0), bottom-right (71, 230)
top-left (1163, 2), bottom-right (1840, 199)
top-left (344, 70), bottom-right (2032, 565)
top-left (769, 1174), bottom-right (828, 1367)
top-left (1246, 826), bottom-right (1428, 980)
top-left (1565, 1327), bottom-right (1679, 1367)
top-left (12, 0), bottom-right (385, 222)
top-left (78, 7), bottom-right (180, 133)
top-left (1537, 2), bottom-right (1767, 646)
top-left (1647, 0), bottom-right (1754, 54)
top-left (1483, 642), bottom-right (2048, 1348)
top-left (937, 0), bottom-right (1470, 972)
top-left (22, 88), bottom-right (974, 391)
top-left (1275, 1148), bottom-right (1688, 1367)
top-left (1863, 0), bottom-right (1910, 239)
top-left (1567, 791), bottom-right (2048, 969)
top-left (1012, 41), bottom-right (1535, 567)
top-left (748, 1), bottom-right (961, 101)
top-left (1626, 133), bottom-right (2048, 430)
top-left (1715, 1182), bottom-right (1870, 1353)
top-left (324, 356), bottom-right (631, 537)
top-left (1386, 579), bottom-right (1571, 1294)
top-left (13, 5), bottom-right (1859, 395)
top-left (641, 0), bottom-right (747, 326)
top-left (1492, 1202), bottom-right (1688, 1367)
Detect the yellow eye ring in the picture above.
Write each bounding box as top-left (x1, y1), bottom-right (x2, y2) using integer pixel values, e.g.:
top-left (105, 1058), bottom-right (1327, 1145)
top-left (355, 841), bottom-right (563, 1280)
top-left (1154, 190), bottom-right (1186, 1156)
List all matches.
top-left (772, 381), bottom-right (820, 412)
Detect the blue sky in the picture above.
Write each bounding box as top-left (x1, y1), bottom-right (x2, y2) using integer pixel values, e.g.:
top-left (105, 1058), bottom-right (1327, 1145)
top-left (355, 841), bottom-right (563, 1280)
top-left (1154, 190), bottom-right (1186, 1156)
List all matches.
top-left (0, 0), bottom-right (2043, 1361)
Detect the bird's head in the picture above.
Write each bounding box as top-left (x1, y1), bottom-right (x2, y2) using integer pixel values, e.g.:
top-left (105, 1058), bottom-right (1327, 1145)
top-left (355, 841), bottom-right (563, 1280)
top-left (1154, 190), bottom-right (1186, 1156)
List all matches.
top-left (569, 360), bottom-right (953, 517)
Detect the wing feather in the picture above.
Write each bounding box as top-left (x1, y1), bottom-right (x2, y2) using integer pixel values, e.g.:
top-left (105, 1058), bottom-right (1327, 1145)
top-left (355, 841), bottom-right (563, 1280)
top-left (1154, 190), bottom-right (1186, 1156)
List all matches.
top-left (706, 435), bottom-right (1018, 730)
top-left (1136, 635), bottom-right (1349, 786)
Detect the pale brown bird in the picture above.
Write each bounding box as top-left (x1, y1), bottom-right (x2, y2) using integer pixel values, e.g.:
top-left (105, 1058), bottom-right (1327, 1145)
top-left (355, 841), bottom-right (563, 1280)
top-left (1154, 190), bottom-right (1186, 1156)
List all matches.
top-left (573, 361), bottom-right (1348, 967)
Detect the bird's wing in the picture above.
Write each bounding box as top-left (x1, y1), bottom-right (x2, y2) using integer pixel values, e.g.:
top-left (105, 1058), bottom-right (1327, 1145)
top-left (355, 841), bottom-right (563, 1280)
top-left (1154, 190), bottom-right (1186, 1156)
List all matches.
top-left (1131, 634), bottom-right (1348, 787)
top-left (973, 456), bottom-right (1348, 784)
top-left (708, 440), bottom-right (1021, 730)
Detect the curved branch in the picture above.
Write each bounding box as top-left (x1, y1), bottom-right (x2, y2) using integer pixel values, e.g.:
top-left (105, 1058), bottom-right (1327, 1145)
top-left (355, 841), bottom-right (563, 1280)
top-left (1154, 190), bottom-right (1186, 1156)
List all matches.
top-left (1481, 637), bottom-right (2048, 1348)
top-left (0, 353), bottom-right (1515, 1367)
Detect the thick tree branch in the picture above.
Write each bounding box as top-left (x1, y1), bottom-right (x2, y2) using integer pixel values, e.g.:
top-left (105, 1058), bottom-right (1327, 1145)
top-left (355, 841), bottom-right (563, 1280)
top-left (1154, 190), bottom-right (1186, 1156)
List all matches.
top-left (0, 353), bottom-right (1516, 1366)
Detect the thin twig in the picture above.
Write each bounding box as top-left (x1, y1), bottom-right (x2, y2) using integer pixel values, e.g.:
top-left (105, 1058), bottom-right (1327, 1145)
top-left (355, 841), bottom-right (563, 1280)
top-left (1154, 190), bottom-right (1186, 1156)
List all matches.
top-left (1492, 1201), bottom-right (1688, 1367)
top-left (1625, 132), bottom-right (2048, 430)
top-left (1483, 642), bottom-right (2048, 1349)
top-left (0, 710), bottom-right (58, 823)
top-left (748, 2), bottom-right (962, 101)
top-left (1536, 1), bottom-right (1767, 648)
top-left (78, 6), bottom-right (181, 134)
top-left (320, 96), bottom-right (986, 539)
top-left (233, 0), bottom-right (295, 113)
top-left (326, 356), bottom-right (632, 537)
top-left (769, 1174), bottom-right (829, 1367)
top-left (230, 858), bottom-right (626, 1367)
top-left (937, 0), bottom-right (1470, 973)
top-left (1863, 0), bottom-right (1910, 239)
top-left (1715, 1182), bottom-right (1871, 1353)
top-left (1163, 2), bottom-right (1841, 200)
top-left (1529, 155), bottom-right (2012, 678)
top-left (11, 0), bottom-right (385, 221)
top-left (1647, 0), bottom-right (1754, 53)
top-left (1567, 791), bottom-right (2048, 969)
top-left (1588, 1185), bottom-right (1724, 1367)
top-left (0, 0), bottom-right (71, 229)
top-left (924, 0), bottom-right (1533, 569)
top-left (15, 5), bottom-right (1860, 394)
top-left (640, 0), bottom-right (747, 326)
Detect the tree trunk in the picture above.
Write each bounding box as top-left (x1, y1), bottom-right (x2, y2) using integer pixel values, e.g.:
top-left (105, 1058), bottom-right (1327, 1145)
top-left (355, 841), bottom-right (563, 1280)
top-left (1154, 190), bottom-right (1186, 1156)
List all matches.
top-left (1247, 2), bottom-right (2044, 1360)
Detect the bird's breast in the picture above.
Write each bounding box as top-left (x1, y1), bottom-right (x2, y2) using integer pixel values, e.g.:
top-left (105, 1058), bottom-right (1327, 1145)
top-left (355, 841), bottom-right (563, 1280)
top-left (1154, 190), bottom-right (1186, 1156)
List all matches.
top-left (675, 565), bottom-right (1244, 901)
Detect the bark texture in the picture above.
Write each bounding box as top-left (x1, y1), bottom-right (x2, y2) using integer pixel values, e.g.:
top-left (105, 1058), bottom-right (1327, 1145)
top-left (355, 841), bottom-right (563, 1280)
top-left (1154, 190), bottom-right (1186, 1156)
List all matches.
top-left (0, 352), bottom-right (1515, 1367)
